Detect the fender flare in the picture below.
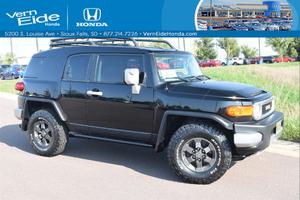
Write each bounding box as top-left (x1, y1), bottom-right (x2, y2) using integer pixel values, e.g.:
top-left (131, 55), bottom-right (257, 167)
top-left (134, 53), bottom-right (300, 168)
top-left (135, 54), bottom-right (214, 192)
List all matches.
top-left (154, 110), bottom-right (233, 151)
top-left (24, 97), bottom-right (67, 121)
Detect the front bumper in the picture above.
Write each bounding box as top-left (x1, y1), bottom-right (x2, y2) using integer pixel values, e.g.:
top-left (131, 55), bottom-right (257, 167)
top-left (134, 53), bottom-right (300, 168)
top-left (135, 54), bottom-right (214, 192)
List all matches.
top-left (233, 111), bottom-right (284, 156)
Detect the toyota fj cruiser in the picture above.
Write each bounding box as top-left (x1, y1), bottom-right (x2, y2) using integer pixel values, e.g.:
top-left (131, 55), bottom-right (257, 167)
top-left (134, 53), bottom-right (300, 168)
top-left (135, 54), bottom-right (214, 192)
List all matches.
top-left (15, 38), bottom-right (284, 184)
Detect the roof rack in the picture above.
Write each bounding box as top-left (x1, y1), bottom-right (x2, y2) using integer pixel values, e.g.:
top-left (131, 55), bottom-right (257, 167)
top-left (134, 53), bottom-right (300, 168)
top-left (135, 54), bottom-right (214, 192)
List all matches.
top-left (50, 38), bottom-right (176, 50)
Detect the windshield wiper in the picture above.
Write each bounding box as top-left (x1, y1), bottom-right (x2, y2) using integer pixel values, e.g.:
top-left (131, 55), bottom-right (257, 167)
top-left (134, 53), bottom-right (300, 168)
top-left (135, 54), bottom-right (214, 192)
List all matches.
top-left (179, 75), bottom-right (210, 82)
top-left (165, 75), bottom-right (210, 83)
top-left (196, 75), bottom-right (210, 80)
top-left (164, 77), bottom-right (189, 83)
top-left (176, 76), bottom-right (189, 82)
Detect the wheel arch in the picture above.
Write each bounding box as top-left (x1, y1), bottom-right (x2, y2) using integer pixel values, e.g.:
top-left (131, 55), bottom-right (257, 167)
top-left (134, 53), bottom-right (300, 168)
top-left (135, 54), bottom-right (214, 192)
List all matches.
top-left (22, 97), bottom-right (67, 131)
top-left (154, 111), bottom-right (234, 152)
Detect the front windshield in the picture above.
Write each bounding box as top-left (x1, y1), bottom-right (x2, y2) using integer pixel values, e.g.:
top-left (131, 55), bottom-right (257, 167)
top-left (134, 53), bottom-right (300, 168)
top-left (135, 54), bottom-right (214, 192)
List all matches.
top-left (154, 53), bottom-right (202, 83)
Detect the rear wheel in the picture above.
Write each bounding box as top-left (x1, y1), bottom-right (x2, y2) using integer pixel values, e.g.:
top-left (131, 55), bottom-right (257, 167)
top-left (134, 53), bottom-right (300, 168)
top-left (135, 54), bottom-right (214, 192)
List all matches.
top-left (167, 123), bottom-right (232, 184)
top-left (28, 110), bottom-right (68, 156)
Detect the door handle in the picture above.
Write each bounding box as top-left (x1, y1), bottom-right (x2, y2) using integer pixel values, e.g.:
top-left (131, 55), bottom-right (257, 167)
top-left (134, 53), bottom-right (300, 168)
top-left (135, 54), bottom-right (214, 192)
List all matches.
top-left (87, 90), bottom-right (103, 97)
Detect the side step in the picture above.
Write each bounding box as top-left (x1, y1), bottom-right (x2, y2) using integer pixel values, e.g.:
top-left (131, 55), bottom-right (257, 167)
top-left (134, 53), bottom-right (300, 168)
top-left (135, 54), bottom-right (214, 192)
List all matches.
top-left (69, 132), bottom-right (154, 148)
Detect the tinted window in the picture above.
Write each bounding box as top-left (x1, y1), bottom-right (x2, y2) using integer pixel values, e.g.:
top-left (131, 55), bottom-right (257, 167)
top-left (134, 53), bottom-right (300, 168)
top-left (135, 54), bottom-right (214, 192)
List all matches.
top-left (64, 55), bottom-right (92, 81)
top-left (25, 57), bottom-right (46, 78)
top-left (94, 55), bottom-right (143, 83)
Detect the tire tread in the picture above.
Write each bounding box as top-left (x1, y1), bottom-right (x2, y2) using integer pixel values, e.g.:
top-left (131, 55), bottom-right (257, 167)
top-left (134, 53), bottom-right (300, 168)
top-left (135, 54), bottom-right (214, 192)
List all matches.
top-left (167, 123), bottom-right (232, 184)
top-left (28, 110), bottom-right (68, 156)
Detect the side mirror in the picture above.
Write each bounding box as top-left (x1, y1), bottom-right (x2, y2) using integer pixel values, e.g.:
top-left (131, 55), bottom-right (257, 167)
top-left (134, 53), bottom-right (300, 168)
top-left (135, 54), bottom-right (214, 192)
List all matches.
top-left (124, 68), bottom-right (141, 94)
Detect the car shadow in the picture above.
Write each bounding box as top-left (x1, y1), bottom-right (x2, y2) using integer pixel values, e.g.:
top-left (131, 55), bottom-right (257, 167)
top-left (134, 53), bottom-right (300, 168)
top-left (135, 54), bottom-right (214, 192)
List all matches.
top-left (0, 124), bottom-right (237, 183)
top-left (0, 124), bottom-right (180, 182)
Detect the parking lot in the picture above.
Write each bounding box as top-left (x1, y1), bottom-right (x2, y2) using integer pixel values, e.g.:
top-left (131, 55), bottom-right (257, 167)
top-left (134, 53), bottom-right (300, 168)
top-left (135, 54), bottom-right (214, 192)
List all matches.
top-left (198, 17), bottom-right (292, 31)
top-left (0, 94), bottom-right (299, 200)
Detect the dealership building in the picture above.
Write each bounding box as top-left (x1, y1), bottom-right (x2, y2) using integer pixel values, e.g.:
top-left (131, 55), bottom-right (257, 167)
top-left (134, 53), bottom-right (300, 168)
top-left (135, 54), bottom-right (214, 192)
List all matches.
top-left (198, 1), bottom-right (292, 18)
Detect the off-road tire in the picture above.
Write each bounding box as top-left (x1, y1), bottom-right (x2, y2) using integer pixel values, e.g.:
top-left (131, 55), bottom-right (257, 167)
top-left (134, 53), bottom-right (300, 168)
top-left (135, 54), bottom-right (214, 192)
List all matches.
top-left (28, 110), bottom-right (68, 156)
top-left (167, 123), bottom-right (232, 184)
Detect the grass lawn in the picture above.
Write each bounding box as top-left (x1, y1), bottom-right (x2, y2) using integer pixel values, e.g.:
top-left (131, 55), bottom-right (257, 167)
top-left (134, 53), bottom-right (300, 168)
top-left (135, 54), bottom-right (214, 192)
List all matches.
top-left (203, 62), bottom-right (300, 142)
top-left (0, 79), bottom-right (20, 94)
top-left (0, 62), bottom-right (299, 142)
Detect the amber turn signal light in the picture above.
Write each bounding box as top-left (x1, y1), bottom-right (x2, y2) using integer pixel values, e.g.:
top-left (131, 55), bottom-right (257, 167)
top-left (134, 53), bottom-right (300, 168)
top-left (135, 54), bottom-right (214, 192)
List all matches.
top-left (226, 105), bottom-right (253, 117)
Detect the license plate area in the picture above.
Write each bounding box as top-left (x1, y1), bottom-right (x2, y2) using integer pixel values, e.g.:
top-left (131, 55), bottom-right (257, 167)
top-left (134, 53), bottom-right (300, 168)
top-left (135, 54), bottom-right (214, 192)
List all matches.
top-left (274, 120), bottom-right (283, 134)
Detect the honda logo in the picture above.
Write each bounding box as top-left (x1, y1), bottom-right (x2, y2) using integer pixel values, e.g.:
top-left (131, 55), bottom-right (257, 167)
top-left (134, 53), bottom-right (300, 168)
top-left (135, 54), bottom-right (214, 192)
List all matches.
top-left (77, 8), bottom-right (108, 27)
top-left (83, 8), bottom-right (101, 21)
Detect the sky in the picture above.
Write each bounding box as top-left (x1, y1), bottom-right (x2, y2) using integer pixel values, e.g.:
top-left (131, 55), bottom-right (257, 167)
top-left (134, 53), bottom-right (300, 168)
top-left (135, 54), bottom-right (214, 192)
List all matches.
top-left (0, 38), bottom-right (277, 64)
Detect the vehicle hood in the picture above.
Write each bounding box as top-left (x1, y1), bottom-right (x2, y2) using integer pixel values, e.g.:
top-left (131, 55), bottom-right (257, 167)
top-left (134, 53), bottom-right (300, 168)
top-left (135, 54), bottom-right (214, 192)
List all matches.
top-left (168, 80), bottom-right (264, 99)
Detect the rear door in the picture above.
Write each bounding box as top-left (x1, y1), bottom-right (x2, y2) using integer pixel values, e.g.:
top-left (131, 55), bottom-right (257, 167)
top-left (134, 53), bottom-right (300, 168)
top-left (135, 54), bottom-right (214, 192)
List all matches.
top-left (59, 54), bottom-right (96, 133)
top-left (86, 53), bottom-right (154, 143)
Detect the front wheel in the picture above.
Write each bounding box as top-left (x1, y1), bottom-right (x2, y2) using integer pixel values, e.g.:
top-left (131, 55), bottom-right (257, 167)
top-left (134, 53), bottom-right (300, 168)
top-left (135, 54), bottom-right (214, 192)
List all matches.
top-left (167, 123), bottom-right (232, 184)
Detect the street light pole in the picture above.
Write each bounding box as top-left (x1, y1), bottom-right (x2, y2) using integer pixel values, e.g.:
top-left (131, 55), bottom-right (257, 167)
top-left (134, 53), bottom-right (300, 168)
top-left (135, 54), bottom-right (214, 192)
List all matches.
top-left (177, 38), bottom-right (181, 50)
top-left (226, 40), bottom-right (229, 66)
top-left (35, 38), bottom-right (39, 52)
top-left (9, 38), bottom-right (13, 55)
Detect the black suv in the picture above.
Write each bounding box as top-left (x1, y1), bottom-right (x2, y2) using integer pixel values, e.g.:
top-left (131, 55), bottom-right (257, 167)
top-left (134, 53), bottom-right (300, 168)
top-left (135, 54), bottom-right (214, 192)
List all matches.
top-left (15, 38), bottom-right (284, 184)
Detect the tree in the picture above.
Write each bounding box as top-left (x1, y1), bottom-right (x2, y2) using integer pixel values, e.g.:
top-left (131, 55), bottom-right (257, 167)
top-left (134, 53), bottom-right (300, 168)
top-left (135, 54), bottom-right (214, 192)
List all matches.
top-left (287, 38), bottom-right (300, 60)
top-left (265, 38), bottom-right (289, 60)
top-left (194, 38), bottom-right (217, 60)
top-left (293, 38), bottom-right (300, 58)
top-left (217, 38), bottom-right (240, 63)
top-left (266, 38), bottom-right (300, 60)
top-left (3, 53), bottom-right (17, 65)
top-left (241, 45), bottom-right (257, 59)
top-left (287, 46), bottom-right (298, 58)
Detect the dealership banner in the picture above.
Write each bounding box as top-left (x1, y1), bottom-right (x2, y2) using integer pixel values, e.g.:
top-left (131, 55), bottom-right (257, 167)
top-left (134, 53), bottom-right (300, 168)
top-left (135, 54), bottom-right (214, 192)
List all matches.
top-left (0, 0), bottom-right (299, 37)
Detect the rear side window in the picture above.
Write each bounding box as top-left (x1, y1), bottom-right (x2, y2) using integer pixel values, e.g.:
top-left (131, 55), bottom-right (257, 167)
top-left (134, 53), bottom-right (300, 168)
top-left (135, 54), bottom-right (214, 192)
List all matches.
top-left (64, 55), bottom-right (92, 81)
top-left (93, 55), bottom-right (143, 83)
top-left (25, 57), bottom-right (47, 78)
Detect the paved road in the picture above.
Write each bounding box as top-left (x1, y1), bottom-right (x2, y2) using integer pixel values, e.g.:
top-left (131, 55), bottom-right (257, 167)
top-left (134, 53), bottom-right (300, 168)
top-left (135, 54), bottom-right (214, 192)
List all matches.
top-left (0, 96), bottom-right (299, 200)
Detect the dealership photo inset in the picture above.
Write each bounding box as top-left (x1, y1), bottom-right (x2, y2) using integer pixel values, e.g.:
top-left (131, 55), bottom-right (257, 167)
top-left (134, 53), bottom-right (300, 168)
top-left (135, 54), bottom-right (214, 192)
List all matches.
top-left (196, 0), bottom-right (293, 31)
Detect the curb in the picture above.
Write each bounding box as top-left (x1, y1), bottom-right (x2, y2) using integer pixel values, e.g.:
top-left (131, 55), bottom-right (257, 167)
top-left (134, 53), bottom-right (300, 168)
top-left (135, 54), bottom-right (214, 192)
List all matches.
top-left (266, 140), bottom-right (300, 158)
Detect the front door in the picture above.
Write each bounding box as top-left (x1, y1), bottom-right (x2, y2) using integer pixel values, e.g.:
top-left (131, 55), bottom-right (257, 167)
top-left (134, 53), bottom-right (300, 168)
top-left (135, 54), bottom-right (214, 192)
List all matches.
top-left (86, 54), bottom-right (154, 143)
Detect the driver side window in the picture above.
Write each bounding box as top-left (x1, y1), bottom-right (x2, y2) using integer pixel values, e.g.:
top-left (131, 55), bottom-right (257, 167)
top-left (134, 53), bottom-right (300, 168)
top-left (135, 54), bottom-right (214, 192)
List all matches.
top-left (93, 54), bottom-right (144, 84)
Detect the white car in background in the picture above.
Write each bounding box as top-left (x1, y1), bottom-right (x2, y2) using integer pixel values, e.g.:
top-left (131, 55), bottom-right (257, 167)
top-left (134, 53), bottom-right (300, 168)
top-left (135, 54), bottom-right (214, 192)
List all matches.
top-left (265, 23), bottom-right (280, 31)
top-left (198, 20), bottom-right (208, 30)
top-left (221, 57), bottom-right (244, 66)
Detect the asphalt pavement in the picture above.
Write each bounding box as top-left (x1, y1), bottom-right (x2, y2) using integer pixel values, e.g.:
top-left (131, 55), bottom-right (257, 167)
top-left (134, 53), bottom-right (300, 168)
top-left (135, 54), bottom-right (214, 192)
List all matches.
top-left (0, 95), bottom-right (299, 200)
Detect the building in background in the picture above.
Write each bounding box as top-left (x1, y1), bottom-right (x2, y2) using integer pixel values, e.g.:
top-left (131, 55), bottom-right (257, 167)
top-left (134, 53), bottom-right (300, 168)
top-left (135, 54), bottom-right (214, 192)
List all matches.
top-left (198, 1), bottom-right (292, 18)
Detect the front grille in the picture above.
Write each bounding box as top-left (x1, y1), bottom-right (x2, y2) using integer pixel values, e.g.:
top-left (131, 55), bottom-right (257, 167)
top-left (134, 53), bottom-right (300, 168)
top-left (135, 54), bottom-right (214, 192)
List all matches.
top-left (262, 101), bottom-right (273, 115)
top-left (253, 97), bottom-right (275, 120)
